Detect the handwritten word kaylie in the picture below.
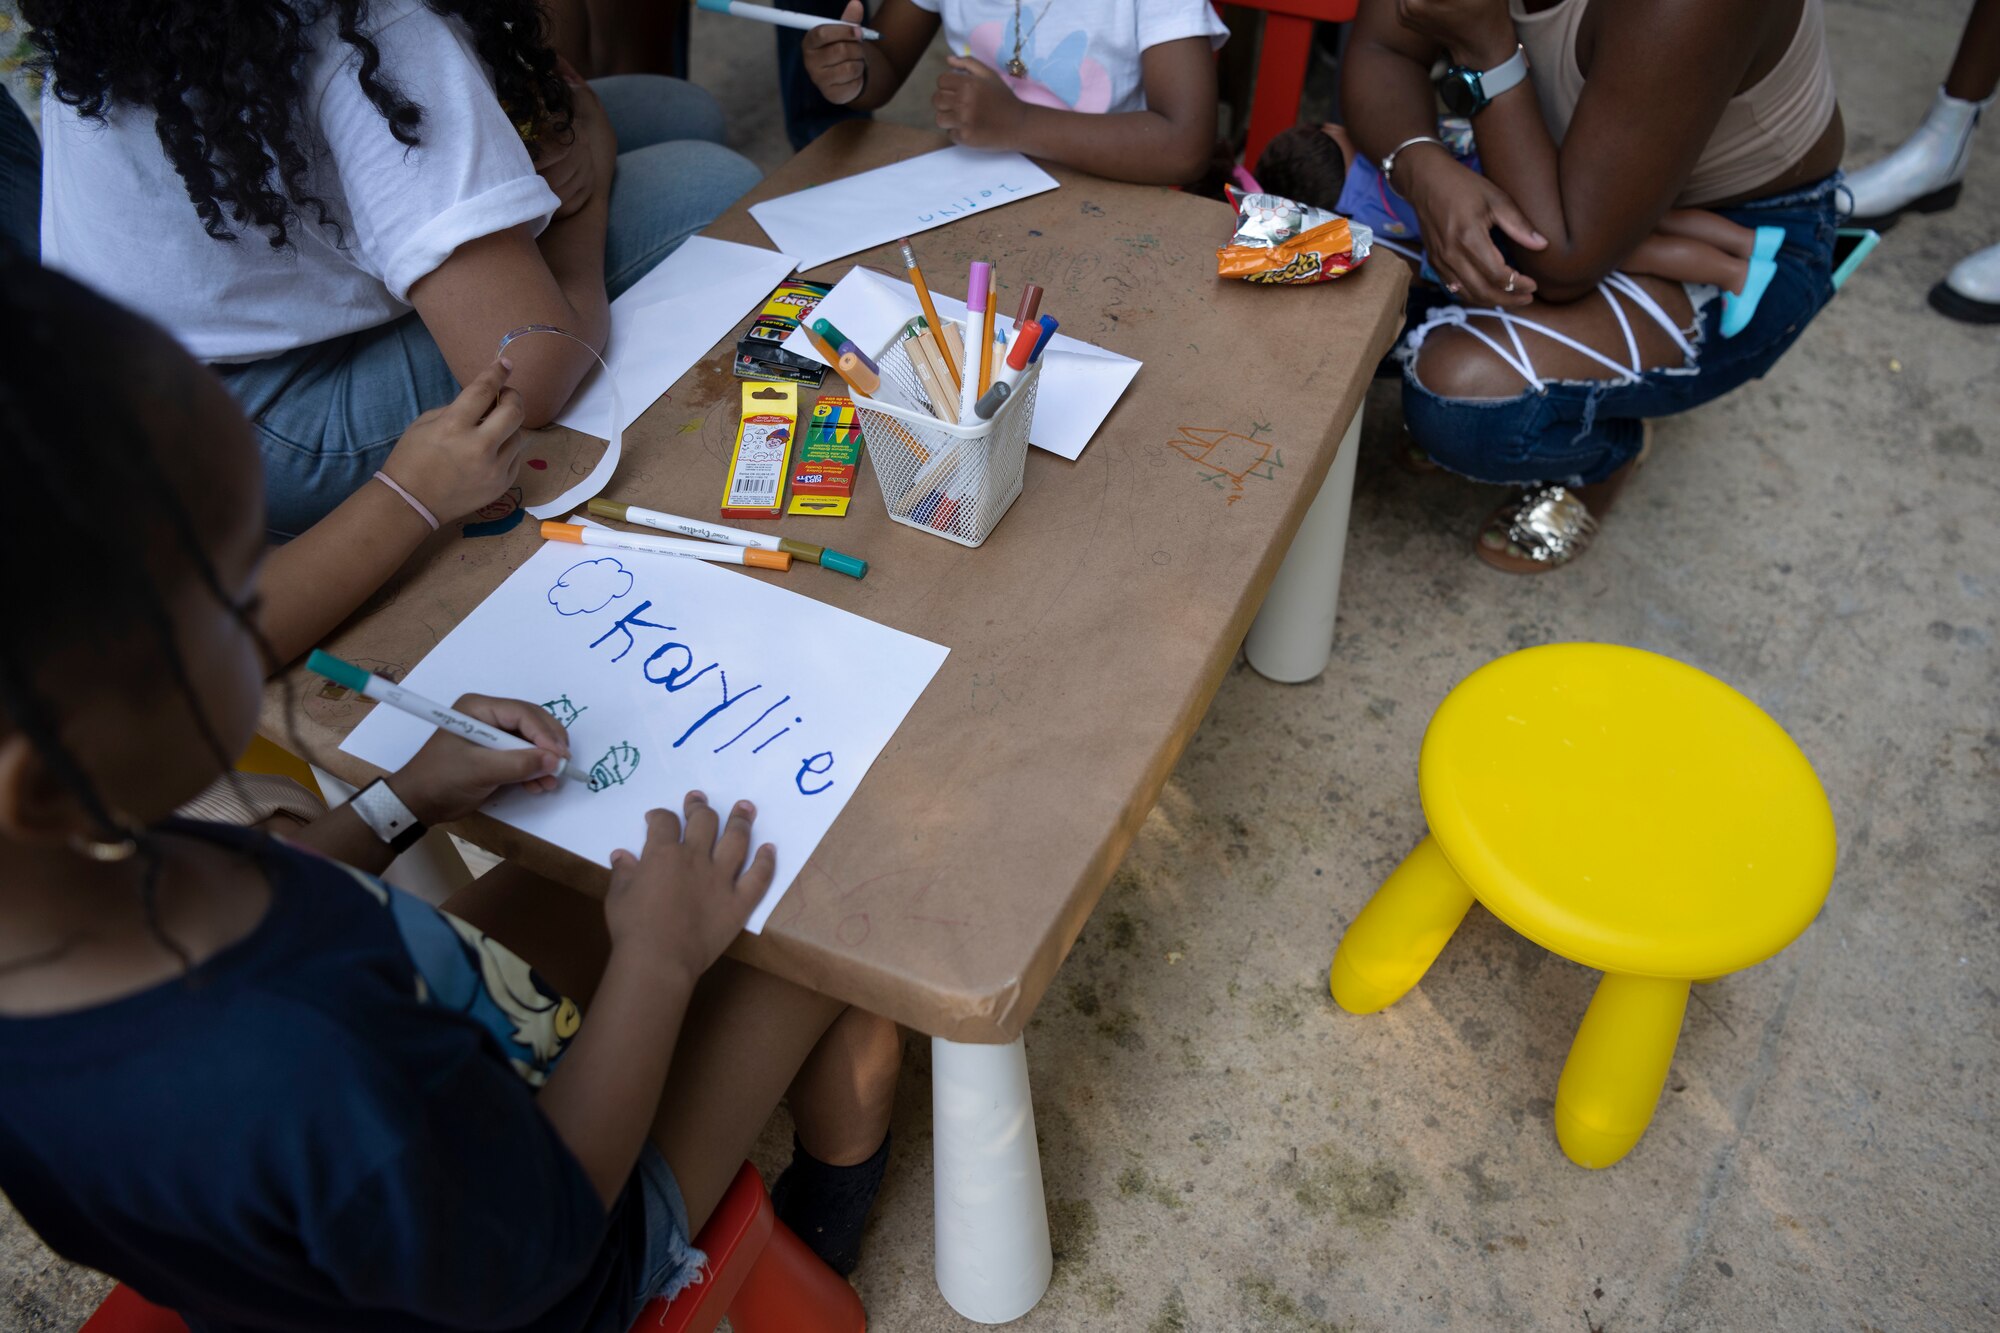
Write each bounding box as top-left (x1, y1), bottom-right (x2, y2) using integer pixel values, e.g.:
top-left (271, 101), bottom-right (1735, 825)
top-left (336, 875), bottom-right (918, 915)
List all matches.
top-left (553, 569), bottom-right (835, 797)
top-left (915, 182), bottom-right (1028, 225)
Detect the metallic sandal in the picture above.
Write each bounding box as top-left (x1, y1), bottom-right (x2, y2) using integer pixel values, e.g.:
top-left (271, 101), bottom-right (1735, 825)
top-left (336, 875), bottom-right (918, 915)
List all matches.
top-left (1476, 485), bottom-right (1600, 574)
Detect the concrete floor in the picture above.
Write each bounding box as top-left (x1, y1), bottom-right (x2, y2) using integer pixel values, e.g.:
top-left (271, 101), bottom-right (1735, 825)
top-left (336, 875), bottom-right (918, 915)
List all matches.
top-left (6, 1), bottom-right (1997, 1329)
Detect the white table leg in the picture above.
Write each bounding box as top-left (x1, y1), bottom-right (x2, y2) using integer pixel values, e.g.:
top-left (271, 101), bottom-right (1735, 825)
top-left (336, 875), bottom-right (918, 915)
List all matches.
top-left (1244, 406), bottom-right (1363, 683)
top-left (932, 1035), bottom-right (1053, 1324)
top-left (310, 765), bottom-right (471, 905)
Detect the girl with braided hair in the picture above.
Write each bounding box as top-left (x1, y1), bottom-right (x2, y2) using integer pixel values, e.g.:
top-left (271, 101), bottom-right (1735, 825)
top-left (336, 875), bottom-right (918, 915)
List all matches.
top-left (0, 257), bottom-right (896, 1330)
top-left (20, 0), bottom-right (759, 540)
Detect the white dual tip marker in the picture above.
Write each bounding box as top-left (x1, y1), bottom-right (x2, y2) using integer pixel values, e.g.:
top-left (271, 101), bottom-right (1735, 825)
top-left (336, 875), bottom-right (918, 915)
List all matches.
top-left (541, 520), bottom-right (794, 570)
top-left (304, 649), bottom-right (590, 786)
top-left (694, 0), bottom-right (881, 40)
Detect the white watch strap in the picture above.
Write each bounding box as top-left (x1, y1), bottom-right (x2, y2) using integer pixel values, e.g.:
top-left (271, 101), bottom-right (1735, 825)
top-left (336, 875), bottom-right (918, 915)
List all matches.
top-left (350, 778), bottom-right (422, 846)
top-left (1480, 44), bottom-right (1530, 102)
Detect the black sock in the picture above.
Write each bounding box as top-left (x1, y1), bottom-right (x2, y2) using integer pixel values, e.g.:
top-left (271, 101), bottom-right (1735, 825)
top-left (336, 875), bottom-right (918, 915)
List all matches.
top-left (769, 1131), bottom-right (890, 1277)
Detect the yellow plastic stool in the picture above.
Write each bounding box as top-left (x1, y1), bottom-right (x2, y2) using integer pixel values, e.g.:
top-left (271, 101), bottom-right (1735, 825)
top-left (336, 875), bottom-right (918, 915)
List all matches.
top-left (1329, 644), bottom-right (1836, 1168)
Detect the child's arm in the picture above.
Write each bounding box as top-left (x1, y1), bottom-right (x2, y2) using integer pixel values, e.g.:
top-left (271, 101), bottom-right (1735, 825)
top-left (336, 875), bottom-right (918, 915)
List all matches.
top-left (254, 363), bottom-right (527, 668)
top-left (535, 796), bottom-right (776, 1207)
top-left (1622, 231), bottom-right (1748, 293)
top-left (933, 39), bottom-right (1217, 186)
top-left (285, 694), bottom-right (573, 873)
top-left (800, 0), bottom-right (940, 112)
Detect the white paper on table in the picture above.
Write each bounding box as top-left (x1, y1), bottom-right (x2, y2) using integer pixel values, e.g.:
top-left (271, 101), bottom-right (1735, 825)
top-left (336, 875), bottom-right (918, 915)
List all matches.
top-left (748, 146), bottom-right (1058, 271)
top-left (341, 531), bottom-right (948, 933)
top-left (534, 237), bottom-right (798, 517)
top-left (779, 267), bottom-right (1141, 461)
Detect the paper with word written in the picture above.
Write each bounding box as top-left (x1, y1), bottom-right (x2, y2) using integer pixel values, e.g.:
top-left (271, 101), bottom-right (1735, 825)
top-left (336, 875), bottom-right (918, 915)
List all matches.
top-left (533, 238), bottom-right (799, 518)
top-left (341, 531), bottom-right (948, 932)
top-left (748, 146), bottom-right (1058, 271)
top-left (780, 266), bottom-right (1141, 460)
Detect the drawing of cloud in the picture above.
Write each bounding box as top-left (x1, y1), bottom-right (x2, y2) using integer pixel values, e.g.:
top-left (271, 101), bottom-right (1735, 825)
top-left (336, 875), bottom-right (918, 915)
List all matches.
top-left (547, 558), bottom-right (633, 616)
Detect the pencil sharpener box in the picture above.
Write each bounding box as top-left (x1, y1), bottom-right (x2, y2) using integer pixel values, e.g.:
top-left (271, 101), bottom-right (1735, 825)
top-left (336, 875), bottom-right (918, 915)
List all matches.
top-left (722, 382), bottom-right (799, 520)
top-left (788, 395), bottom-right (861, 514)
top-left (735, 279), bottom-right (832, 385)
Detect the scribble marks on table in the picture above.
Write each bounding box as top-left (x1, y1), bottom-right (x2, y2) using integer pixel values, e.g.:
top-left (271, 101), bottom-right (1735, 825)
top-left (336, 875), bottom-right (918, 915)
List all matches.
top-left (1166, 426), bottom-right (1285, 506)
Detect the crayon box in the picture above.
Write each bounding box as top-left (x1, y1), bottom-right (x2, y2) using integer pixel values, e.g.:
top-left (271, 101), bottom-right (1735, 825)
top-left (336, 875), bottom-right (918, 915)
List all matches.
top-left (721, 382), bottom-right (799, 520)
top-left (787, 395), bottom-right (862, 518)
top-left (735, 279), bottom-right (832, 387)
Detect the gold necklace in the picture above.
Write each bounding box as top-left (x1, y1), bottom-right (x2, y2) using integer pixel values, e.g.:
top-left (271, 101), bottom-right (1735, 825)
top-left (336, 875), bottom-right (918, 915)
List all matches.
top-left (1008, 0), bottom-right (1056, 78)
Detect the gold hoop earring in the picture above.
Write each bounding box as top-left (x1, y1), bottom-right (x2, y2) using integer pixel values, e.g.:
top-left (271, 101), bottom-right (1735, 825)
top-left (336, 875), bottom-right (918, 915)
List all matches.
top-left (69, 830), bottom-right (140, 863)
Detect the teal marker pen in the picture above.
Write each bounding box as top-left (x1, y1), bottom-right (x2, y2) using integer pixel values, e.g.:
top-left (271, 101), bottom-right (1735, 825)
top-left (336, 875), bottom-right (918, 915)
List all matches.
top-left (306, 650), bottom-right (589, 786)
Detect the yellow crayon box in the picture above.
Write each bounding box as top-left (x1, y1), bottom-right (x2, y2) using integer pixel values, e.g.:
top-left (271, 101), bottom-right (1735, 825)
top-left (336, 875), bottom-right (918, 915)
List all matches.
top-left (720, 382), bottom-right (798, 520)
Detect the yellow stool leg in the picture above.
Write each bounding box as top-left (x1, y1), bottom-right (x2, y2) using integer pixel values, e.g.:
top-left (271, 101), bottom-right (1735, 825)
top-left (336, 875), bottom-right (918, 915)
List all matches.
top-left (1554, 973), bottom-right (1690, 1168)
top-left (1329, 835), bottom-right (1475, 1014)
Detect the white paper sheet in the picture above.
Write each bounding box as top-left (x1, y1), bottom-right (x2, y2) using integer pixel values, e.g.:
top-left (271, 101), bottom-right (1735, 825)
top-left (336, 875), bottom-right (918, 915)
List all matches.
top-left (779, 267), bottom-right (1141, 460)
top-left (341, 532), bottom-right (948, 933)
top-left (747, 146), bottom-right (1059, 271)
top-left (535, 238), bottom-right (798, 517)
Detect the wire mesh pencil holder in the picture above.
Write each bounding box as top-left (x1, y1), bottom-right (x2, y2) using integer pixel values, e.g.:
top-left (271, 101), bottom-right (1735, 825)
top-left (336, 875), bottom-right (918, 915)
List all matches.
top-left (849, 334), bottom-right (1042, 548)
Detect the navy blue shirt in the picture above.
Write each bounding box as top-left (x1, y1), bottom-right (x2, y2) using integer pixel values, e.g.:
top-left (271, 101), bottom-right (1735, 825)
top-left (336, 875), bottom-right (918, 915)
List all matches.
top-left (0, 823), bottom-right (650, 1332)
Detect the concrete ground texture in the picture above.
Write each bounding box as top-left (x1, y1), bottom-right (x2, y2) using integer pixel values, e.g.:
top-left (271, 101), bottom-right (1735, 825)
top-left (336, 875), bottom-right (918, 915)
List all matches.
top-left (6, 0), bottom-right (1998, 1329)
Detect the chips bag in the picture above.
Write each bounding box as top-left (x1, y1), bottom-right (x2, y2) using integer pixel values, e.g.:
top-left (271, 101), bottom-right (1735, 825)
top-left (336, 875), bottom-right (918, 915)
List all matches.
top-left (1217, 192), bottom-right (1373, 285)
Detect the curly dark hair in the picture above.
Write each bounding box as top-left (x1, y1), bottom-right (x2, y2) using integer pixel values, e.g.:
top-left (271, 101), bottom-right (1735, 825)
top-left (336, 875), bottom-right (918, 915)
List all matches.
top-left (23, 0), bottom-right (572, 251)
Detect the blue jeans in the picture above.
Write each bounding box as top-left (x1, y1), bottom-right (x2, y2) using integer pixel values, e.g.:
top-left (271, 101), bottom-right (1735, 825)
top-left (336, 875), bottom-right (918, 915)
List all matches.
top-left (1401, 174), bottom-right (1842, 486)
top-left (220, 76), bottom-right (760, 539)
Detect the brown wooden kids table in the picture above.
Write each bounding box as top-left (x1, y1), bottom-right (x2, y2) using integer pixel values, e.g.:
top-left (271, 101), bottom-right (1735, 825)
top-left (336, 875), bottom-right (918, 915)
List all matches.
top-left (265, 122), bottom-right (1408, 1324)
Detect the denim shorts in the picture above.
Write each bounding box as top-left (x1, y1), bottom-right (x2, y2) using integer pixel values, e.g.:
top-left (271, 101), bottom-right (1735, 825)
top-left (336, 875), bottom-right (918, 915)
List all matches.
top-left (1399, 173), bottom-right (1843, 486)
top-left (589, 1145), bottom-right (707, 1332)
top-left (216, 76), bottom-right (761, 540)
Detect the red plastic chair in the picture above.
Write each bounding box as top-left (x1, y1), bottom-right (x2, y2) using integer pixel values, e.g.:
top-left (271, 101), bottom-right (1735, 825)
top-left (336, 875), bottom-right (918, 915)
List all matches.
top-left (1220, 0), bottom-right (1361, 170)
top-left (80, 1162), bottom-right (863, 1333)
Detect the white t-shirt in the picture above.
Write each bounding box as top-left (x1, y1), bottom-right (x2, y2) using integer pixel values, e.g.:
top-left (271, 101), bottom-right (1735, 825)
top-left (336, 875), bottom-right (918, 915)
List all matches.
top-left (910, 0), bottom-right (1227, 115)
top-left (39, 0), bottom-right (559, 364)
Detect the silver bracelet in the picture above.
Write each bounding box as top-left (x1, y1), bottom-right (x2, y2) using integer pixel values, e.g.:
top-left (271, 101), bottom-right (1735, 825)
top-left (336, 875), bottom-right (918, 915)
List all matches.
top-left (1380, 134), bottom-right (1448, 188)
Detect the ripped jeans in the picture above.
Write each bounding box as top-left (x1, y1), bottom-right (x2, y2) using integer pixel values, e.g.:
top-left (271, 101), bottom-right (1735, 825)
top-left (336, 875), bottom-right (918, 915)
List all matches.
top-left (1399, 174), bottom-right (1841, 486)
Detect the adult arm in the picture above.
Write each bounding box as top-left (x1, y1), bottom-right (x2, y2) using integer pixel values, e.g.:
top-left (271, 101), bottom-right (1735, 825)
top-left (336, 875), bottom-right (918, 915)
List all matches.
top-left (405, 79), bottom-right (618, 426)
top-left (800, 0), bottom-right (941, 112)
top-left (933, 38), bottom-right (1216, 185)
top-left (1377, 0), bottom-right (1777, 303)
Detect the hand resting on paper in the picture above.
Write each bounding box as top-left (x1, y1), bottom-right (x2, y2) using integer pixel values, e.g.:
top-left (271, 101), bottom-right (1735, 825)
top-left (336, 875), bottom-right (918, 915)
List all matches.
top-left (388, 693), bottom-right (575, 824)
top-left (606, 794), bottom-right (776, 984)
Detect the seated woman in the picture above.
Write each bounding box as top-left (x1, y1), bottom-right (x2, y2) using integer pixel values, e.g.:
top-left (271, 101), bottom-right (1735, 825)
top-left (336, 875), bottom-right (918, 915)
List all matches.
top-left (1342, 0), bottom-right (1845, 573)
top-left (24, 0), bottom-right (760, 542)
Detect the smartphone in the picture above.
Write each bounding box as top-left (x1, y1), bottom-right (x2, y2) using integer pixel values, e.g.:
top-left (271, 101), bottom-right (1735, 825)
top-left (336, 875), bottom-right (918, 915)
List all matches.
top-left (1831, 228), bottom-right (1880, 291)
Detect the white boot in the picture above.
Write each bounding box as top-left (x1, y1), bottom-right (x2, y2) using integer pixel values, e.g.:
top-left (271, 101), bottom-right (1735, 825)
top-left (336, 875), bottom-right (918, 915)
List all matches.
top-left (1845, 86), bottom-right (1992, 228)
top-left (1928, 240), bottom-right (2000, 325)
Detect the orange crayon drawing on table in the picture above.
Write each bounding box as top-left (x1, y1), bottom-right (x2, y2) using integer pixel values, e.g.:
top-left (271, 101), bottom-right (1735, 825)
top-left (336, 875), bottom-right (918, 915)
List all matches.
top-left (1166, 425), bottom-right (1285, 505)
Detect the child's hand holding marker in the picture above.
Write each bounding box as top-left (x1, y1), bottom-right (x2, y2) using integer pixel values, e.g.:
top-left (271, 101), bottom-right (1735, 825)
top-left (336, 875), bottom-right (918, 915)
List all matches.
top-left (800, 1), bottom-right (875, 106)
top-left (391, 693), bottom-right (575, 821)
top-left (377, 359), bottom-right (527, 528)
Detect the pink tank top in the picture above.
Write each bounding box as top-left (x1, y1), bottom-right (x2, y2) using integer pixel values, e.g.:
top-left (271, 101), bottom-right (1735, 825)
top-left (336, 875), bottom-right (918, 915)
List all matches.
top-left (1509, 0), bottom-right (1836, 206)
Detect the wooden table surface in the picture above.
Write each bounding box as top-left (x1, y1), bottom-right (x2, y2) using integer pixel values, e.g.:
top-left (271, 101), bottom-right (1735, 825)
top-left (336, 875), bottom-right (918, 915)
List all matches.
top-left (266, 122), bottom-right (1407, 1043)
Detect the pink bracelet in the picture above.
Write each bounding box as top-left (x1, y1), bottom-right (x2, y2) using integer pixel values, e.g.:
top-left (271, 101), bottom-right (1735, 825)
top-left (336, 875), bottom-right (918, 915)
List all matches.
top-left (373, 471), bottom-right (439, 531)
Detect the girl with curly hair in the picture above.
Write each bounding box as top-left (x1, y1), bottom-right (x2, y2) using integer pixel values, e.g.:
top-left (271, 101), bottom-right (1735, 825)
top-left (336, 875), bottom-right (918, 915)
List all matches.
top-left (21, 0), bottom-right (759, 540)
